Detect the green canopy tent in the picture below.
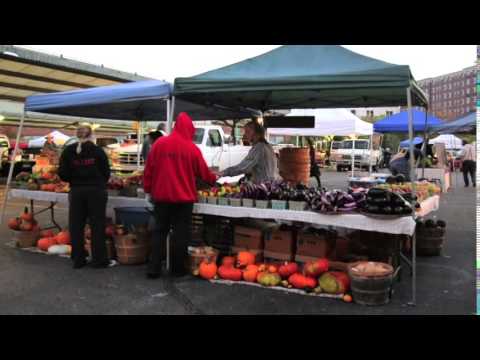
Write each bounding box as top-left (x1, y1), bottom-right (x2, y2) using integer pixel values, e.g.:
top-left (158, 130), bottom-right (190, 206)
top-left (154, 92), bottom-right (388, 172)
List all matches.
top-left (174, 45), bottom-right (429, 306)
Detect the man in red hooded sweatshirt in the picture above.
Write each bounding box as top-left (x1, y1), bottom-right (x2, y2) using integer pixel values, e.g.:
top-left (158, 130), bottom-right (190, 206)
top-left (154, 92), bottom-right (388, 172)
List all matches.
top-left (143, 112), bottom-right (217, 278)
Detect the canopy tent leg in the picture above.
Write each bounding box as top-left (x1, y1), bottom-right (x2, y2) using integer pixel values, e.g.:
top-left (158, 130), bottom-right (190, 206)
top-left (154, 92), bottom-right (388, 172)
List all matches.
top-left (137, 121), bottom-right (142, 170)
top-left (166, 99), bottom-right (171, 134)
top-left (351, 139), bottom-right (355, 178)
top-left (167, 96), bottom-right (175, 133)
top-left (369, 134), bottom-right (373, 175)
top-left (422, 108), bottom-right (428, 178)
top-left (1, 110), bottom-right (26, 224)
top-left (406, 87), bottom-right (417, 307)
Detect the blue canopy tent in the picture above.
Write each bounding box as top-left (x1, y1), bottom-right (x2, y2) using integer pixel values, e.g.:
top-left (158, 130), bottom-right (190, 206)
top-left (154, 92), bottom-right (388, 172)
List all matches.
top-left (399, 137), bottom-right (424, 148)
top-left (373, 110), bottom-right (444, 133)
top-left (430, 111), bottom-right (476, 134)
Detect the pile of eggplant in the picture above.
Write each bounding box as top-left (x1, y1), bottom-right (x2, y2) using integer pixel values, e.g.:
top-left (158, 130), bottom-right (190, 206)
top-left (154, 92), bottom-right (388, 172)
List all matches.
top-left (309, 189), bottom-right (364, 213)
top-left (364, 187), bottom-right (418, 216)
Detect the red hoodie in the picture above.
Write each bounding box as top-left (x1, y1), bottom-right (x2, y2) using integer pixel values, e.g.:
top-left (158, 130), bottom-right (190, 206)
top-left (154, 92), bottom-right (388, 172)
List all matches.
top-left (143, 112), bottom-right (217, 203)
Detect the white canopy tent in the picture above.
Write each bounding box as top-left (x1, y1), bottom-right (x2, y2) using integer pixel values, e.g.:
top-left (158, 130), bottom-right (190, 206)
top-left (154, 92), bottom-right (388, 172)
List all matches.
top-left (428, 134), bottom-right (463, 150)
top-left (268, 108), bottom-right (373, 137)
top-left (268, 109), bottom-right (374, 177)
top-left (28, 130), bottom-right (71, 148)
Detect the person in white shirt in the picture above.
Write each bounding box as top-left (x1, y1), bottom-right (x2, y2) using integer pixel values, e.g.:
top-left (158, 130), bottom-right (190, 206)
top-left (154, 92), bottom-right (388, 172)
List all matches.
top-left (460, 140), bottom-right (476, 187)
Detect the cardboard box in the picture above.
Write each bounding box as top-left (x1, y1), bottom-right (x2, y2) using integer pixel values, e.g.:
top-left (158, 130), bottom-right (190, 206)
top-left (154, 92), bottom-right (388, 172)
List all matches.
top-left (234, 226), bottom-right (264, 249)
top-left (264, 229), bottom-right (295, 254)
top-left (264, 250), bottom-right (294, 262)
top-left (231, 246), bottom-right (263, 263)
top-left (296, 231), bottom-right (332, 258)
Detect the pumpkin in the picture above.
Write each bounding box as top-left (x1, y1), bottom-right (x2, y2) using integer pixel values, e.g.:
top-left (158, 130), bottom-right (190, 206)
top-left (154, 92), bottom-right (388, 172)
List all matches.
top-left (288, 273), bottom-right (317, 290)
top-left (318, 272), bottom-right (350, 294)
top-left (20, 207), bottom-right (33, 222)
top-left (55, 231), bottom-right (71, 245)
top-left (40, 229), bottom-right (55, 238)
top-left (199, 260), bottom-right (217, 280)
top-left (218, 265), bottom-right (243, 281)
top-left (7, 217), bottom-right (21, 230)
top-left (19, 221), bottom-right (33, 231)
top-left (304, 259), bottom-right (329, 278)
top-left (221, 256), bottom-right (236, 268)
top-left (48, 245), bottom-right (71, 255)
top-left (278, 262), bottom-right (298, 279)
top-left (268, 264), bottom-right (278, 273)
top-left (243, 264), bottom-right (259, 282)
top-left (343, 294), bottom-right (353, 303)
top-left (236, 251), bottom-right (256, 268)
top-left (257, 263), bottom-right (268, 272)
top-left (257, 272), bottom-right (282, 287)
top-left (37, 237), bottom-right (56, 251)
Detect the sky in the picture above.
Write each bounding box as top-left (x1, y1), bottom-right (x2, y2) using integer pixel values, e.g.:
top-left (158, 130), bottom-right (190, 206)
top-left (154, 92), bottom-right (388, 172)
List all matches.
top-left (22, 45), bottom-right (476, 83)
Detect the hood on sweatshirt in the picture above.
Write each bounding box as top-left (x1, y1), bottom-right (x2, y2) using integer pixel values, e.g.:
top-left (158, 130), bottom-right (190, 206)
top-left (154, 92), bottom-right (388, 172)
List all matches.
top-left (173, 112), bottom-right (195, 141)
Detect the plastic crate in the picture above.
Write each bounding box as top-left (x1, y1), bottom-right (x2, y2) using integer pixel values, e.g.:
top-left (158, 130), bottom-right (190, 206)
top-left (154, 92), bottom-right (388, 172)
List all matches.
top-left (242, 198), bottom-right (254, 207)
top-left (289, 201), bottom-right (307, 211)
top-left (218, 197), bottom-right (229, 206)
top-left (271, 200), bottom-right (288, 210)
top-left (229, 198), bottom-right (242, 207)
top-left (255, 200), bottom-right (270, 209)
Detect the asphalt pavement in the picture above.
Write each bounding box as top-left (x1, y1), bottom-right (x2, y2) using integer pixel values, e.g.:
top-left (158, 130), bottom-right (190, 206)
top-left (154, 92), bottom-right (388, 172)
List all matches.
top-left (0, 170), bottom-right (476, 315)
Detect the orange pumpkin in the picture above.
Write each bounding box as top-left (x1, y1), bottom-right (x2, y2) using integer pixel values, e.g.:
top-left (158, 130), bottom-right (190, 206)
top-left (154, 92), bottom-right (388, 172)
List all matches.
top-left (7, 217), bottom-right (21, 230)
top-left (243, 264), bottom-right (259, 282)
top-left (40, 229), bottom-right (55, 238)
top-left (37, 237), bottom-right (56, 251)
top-left (221, 256), bottom-right (235, 268)
top-left (20, 207), bottom-right (33, 222)
top-left (236, 251), bottom-right (256, 268)
top-left (55, 231), bottom-right (71, 245)
top-left (268, 264), bottom-right (278, 273)
top-left (199, 260), bottom-right (217, 280)
top-left (19, 221), bottom-right (33, 231)
top-left (218, 265), bottom-right (243, 281)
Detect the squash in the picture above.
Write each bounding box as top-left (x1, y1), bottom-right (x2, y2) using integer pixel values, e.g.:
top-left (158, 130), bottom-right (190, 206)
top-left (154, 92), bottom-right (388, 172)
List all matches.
top-left (318, 271), bottom-right (350, 294)
top-left (218, 265), bottom-right (243, 281)
top-left (278, 262), bottom-right (298, 279)
top-left (40, 229), bottom-right (55, 238)
top-left (256, 272), bottom-right (282, 287)
top-left (304, 258), bottom-right (329, 278)
top-left (242, 264), bottom-right (259, 282)
top-left (221, 256), bottom-right (236, 268)
top-left (236, 251), bottom-right (256, 268)
top-left (267, 264), bottom-right (278, 273)
top-left (48, 244), bottom-right (71, 255)
top-left (55, 231), bottom-right (71, 245)
top-left (20, 207), bottom-right (33, 222)
top-left (288, 273), bottom-right (317, 290)
top-left (19, 221), bottom-right (33, 232)
top-left (199, 260), bottom-right (217, 280)
top-left (7, 217), bottom-right (21, 230)
top-left (37, 237), bottom-right (56, 252)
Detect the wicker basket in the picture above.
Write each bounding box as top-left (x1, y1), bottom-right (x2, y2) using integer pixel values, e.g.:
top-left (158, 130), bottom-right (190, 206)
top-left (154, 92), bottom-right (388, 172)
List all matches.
top-left (207, 196), bottom-right (218, 205)
top-left (271, 200), bottom-right (288, 210)
top-left (13, 229), bottom-right (39, 248)
top-left (255, 200), bottom-right (270, 209)
top-left (186, 247), bottom-right (219, 274)
top-left (242, 198), bottom-right (254, 207)
top-left (114, 234), bottom-right (149, 265)
top-left (229, 198), bottom-right (242, 207)
top-left (218, 197), bottom-right (230, 206)
top-left (289, 201), bottom-right (307, 211)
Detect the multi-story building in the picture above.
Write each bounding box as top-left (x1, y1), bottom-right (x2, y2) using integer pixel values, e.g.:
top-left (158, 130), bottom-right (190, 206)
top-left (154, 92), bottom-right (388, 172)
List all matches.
top-left (349, 107), bottom-right (401, 119)
top-left (418, 65), bottom-right (477, 121)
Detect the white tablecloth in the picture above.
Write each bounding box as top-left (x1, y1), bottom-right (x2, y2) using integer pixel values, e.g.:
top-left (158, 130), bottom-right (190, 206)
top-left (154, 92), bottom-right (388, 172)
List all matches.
top-left (9, 189), bottom-right (428, 236)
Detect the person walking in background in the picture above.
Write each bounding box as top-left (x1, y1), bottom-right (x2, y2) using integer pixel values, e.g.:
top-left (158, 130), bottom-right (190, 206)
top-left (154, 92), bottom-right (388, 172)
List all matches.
top-left (141, 123), bottom-right (167, 162)
top-left (58, 123), bottom-right (114, 269)
top-left (307, 138), bottom-right (321, 187)
top-left (460, 140), bottom-right (476, 187)
top-left (143, 113), bottom-right (217, 279)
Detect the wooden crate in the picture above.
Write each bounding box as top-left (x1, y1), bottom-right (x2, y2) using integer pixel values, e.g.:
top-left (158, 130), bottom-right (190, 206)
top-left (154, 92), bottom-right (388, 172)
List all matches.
top-left (264, 229), bottom-right (295, 254)
top-left (234, 226), bottom-right (263, 249)
top-left (296, 229), bottom-right (336, 259)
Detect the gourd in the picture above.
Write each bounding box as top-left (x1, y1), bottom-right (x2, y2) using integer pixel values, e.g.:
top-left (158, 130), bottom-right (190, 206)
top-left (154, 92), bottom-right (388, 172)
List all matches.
top-left (218, 265), bottom-right (243, 281)
top-left (48, 245), bottom-right (71, 255)
top-left (199, 260), bottom-right (217, 280)
top-left (243, 264), bottom-right (259, 282)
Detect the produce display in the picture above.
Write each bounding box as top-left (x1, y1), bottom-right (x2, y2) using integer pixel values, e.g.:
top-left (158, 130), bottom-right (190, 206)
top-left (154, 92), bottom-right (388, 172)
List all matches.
top-left (37, 230), bottom-right (71, 254)
top-left (108, 171), bottom-right (144, 191)
top-left (195, 253), bottom-right (353, 301)
top-left (197, 183), bottom-right (241, 198)
top-left (8, 207), bottom-right (39, 232)
top-left (14, 169), bottom-right (70, 193)
top-left (363, 187), bottom-right (415, 216)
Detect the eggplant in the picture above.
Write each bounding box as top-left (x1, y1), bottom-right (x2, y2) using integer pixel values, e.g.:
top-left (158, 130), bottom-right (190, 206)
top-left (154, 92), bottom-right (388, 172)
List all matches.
top-left (382, 206), bottom-right (392, 214)
top-left (368, 188), bottom-right (387, 198)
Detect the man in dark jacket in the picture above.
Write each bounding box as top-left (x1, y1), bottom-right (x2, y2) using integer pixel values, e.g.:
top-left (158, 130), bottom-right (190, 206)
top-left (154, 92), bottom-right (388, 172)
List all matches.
top-left (58, 123), bottom-right (113, 269)
top-left (144, 113), bottom-right (217, 278)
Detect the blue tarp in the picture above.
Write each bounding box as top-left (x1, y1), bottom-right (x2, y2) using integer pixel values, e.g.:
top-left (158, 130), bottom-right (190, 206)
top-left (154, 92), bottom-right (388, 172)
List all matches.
top-left (373, 110), bottom-right (444, 133)
top-left (399, 137), bottom-right (423, 148)
top-left (430, 111), bottom-right (476, 134)
top-left (24, 80), bottom-right (255, 121)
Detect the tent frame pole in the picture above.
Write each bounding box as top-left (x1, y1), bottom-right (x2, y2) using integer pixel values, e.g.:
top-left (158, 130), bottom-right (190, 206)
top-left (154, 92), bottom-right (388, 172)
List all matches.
top-left (369, 134), bottom-right (373, 175)
top-left (166, 99), bottom-right (171, 134)
top-left (351, 138), bottom-right (355, 178)
top-left (1, 110), bottom-right (26, 224)
top-left (137, 120), bottom-right (142, 170)
top-left (422, 108), bottom-right (428, 178)
top-left (168, 96), bottom-right (176, 133)
top-left (407, 87), bottom-right (416, 307)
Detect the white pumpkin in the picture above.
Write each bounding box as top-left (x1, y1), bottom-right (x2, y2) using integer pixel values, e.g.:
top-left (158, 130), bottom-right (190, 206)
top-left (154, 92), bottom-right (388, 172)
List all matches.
top-left (48, 244), bottom-right (71, 255)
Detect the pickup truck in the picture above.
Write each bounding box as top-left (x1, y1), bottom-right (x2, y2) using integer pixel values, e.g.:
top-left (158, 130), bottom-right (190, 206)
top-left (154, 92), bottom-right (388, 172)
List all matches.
top-left (109, 125), bottom-right (251, 173)
top-left (331, 139), bottom-right (382, 172)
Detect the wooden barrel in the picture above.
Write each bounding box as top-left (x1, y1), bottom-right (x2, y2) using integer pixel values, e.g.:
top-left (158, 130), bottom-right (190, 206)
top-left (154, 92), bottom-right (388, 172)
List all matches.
top-left (348, 262), bottom-right (394, 306)
top-left (13, 229), bottom-right (39, 248)
top-left (279, 148), bottom-right (310, 185)
top-left (114, 234), bottom-right (149, 265)
top-left (416, 226), bottom-right (445, 256)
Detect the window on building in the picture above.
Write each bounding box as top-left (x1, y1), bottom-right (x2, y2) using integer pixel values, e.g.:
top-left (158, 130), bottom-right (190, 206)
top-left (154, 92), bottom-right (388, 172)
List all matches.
top-left (466, 88), bottom-right (470, 94)
top-left (386, 111), bottom-right (393, 116)
top-left (467, 97), bottom-right (470, 104)
top-left (466, 78), bottom-right (470, 85)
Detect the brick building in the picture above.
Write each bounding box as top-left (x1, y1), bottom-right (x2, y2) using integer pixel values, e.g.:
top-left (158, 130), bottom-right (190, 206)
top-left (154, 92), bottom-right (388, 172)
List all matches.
top-left (418, 65), bottom-right (477, 121)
